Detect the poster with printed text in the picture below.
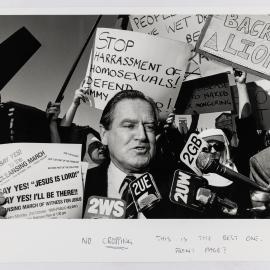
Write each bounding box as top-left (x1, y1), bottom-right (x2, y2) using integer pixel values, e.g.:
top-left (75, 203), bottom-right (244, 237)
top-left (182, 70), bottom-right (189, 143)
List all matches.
top-left (0, 143), bottom-right (83, 219)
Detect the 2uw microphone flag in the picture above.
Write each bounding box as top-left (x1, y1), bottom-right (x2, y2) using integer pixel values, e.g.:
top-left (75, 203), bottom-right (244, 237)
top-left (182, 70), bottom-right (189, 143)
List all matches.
top-left (0, 27), bottom-right (41, 91)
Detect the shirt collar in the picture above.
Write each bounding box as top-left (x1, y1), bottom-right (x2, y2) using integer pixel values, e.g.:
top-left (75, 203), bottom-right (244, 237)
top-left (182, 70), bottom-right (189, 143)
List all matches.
top-left (107, 161), bottom-right (145, 196)
top-left (108, 161), bottom-right (127, 196)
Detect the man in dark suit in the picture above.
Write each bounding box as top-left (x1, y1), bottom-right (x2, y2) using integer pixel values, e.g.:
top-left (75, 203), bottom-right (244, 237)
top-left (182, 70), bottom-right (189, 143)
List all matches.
top-left (83, 90), bottom-right (197, 219)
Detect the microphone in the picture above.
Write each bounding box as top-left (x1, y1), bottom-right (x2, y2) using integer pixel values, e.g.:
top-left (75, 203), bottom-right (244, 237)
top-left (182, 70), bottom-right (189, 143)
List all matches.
top-left (84, 173), bottom-right (162, 219)
top-left (169, 169), bottom-right (238, 215)
top-left (196, 151), bottom-right (269, 192)
top-left (196, 187), bottom-right (238, 215)
top-left (83, 195), bottom-right (126, 219)
top-left (129, 173), bottom-right (162, 213)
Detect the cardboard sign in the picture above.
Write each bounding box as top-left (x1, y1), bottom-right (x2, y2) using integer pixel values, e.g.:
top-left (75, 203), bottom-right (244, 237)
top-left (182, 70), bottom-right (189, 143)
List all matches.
top-left (169, 169), bottom-right (208, 212)
top-left (196, 15), bottom-right (270, 80)
top-left (130, 15), bottom-right (207, 46)
top-left (129, 173), bottom-right (161, 212)
top-left (175, 73), bottom-right (233, 114)
top-left (130, 15), bottom-right (232, 80)
top-left (83, 28), bottom-right (191, 118)
top-left (180, 133), bottom-right (208, 176)
top-left (0, 143), bottom-right (83, 219)
top-left (84, 196), bottom-right (126, 219)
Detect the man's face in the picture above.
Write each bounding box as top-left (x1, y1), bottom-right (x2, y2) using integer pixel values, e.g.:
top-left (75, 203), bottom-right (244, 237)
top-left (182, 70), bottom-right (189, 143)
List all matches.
top-left (89, 144), bottom-right (107, 164)
top-left (100, 99), bottom-right (157, 173)
top-left (205, 139), bottom-right (225, 160)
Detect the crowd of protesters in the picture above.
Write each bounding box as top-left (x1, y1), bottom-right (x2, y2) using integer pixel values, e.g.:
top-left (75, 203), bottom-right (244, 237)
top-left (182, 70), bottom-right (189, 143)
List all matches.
top-left (1, 30), bottom-right (270, 218)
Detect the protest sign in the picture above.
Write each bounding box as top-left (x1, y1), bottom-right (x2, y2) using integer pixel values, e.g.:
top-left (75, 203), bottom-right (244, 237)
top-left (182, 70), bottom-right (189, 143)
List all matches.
top-left (0, 143), bottom-right (83, 219)
top-left (130, 15), bottom-right (233, 80)
top-left (83, 28), bottom-right (191, 118)
top-left (199, 57), bottom-right (233, 77)
top-left (130, 15), bottom-right (207, 46)
top-left (174, 73), bottom-right (233, 114)
top-left (196, 15), bottom-right (270, 80)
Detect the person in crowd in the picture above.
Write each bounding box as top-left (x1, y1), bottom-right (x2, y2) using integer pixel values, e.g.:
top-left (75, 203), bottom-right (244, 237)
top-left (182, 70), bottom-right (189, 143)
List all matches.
top-left (83, 90), bottom-right (201, 219)
top-left (231, 70), bottom-right (262, 176)
top-left (199, 128), bottom-right (237, 186)
top-left (250, 147), bottom-right (270, 190)
top-left (198, 128), bottom-right (252, 217)
top-left (249, 145), bottom-right (270, 218)
top-left (86, 136), bottom-right (108, 169)
top-left (60, 87), bottom-right (88, 127)
top-left (46, 101), bottom-right (61, 143)
top-left (59, 85), bottom-right (101, 161)
top-left (155, 111), bottom-right (199, 171)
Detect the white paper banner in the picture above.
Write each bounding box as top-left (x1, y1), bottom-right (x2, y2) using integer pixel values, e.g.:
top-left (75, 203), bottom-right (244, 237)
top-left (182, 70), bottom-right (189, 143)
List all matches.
top-left (129, 15), bottom-right (232, 80)
top-left (197, 15), bottom-right (270, 80)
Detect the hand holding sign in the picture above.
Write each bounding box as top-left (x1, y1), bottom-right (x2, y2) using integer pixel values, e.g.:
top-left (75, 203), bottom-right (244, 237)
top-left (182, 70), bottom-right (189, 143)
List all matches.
top-left (46, 102), bottom-right (60, 121)
top-left (234, 69), bottom-right (247, 84)
top-left (73, 88), bottom-right (88, 106)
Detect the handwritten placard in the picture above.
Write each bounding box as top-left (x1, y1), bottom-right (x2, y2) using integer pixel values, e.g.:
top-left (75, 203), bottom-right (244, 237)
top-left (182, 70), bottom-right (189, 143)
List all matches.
top-left (175, 73), bottom-right (233, 114)
top-left (83, 28), bottom-right (191, 118)
top-left (130, 15), bottom-right (233, 80)
top-left (0, 143), bottom-right (83, 219)
top-left (197, 15), bottom-right (270, 80)
top-left (130, 15), bottom-right (207, 46)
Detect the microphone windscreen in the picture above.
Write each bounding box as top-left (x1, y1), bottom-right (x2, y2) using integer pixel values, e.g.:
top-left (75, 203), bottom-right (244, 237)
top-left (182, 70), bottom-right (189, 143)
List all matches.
top-left (137, 193), bottom-right (158, 209)
top-left (196, 187), bottom-right (212, 205)
top-left (196, 151), bottom-right (214, 172)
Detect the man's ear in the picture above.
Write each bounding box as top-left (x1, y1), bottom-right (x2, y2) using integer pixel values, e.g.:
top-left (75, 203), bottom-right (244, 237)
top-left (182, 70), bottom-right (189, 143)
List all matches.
top-left (99, 124), bottom-right (108, 146)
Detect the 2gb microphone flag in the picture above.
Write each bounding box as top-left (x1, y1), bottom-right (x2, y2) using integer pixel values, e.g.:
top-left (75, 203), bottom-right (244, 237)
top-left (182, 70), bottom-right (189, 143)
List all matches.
top-left (83, 28), bottom-right (191, 118)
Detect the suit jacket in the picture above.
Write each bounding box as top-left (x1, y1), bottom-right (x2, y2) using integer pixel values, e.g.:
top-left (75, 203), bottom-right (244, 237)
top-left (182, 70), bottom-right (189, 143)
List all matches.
top-left (83, 161), bottom-right (204, 219)
top-left (250, 146), bottom-right (270, 188)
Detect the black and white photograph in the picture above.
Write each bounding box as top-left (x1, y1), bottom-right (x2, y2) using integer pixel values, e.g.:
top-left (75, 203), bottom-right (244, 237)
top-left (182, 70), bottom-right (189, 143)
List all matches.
top-left (2, 14), bottom-right (270, 220)
top-left (2, 8), bottom-right (270, 266)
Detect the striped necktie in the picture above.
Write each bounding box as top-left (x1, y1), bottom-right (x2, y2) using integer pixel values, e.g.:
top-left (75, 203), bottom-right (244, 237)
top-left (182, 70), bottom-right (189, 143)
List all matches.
top-left (119, 175), bottom-right (137, 219)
